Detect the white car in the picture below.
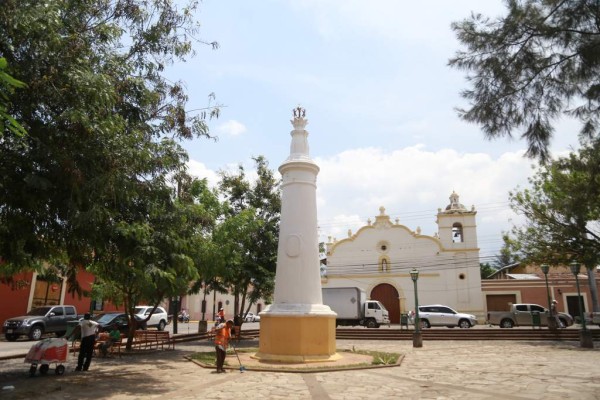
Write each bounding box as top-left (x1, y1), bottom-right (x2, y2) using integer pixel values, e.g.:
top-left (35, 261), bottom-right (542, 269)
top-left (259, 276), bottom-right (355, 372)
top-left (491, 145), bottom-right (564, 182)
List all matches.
top-left (244, 312), bottom-right (261, 323)
top-left (410, 305), bottom-right (477, 329)
top-left (134, 306), bottom-right (169, 331)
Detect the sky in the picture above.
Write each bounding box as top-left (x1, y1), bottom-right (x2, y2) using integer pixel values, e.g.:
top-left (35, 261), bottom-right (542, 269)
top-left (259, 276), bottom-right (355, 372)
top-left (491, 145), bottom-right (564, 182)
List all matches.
top-left (168, 0), bottom-right (582, 264)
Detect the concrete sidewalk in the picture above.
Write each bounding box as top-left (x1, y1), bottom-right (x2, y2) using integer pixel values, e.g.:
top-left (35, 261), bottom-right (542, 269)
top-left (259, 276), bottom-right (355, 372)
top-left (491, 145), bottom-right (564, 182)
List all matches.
top-left (1, 339), bottom-right (599, 399)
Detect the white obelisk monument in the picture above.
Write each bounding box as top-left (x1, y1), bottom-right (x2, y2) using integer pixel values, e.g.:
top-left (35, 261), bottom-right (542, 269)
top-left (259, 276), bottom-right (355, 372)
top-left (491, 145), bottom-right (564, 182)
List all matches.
top-left (254, 107), bottom-right (338, 362)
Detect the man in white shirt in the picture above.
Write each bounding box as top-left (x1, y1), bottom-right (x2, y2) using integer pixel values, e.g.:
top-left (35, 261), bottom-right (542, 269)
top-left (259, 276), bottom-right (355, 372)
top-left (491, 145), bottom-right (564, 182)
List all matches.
top-left (74, 313), bottom-right (98, 371)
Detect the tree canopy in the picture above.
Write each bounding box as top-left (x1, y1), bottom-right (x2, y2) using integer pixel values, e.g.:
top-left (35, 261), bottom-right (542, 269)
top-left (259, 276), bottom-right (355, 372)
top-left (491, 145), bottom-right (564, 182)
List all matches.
top-left (215, 156), bottom-right (281, 319)
top-left (0, 57), bottom-right (27, 137)
top-left (0, 0), bottom-right (218, 288)
top-left (450, 0), bottom-right (600, 161)
top-left (506, 140), bottom-right (600, 310)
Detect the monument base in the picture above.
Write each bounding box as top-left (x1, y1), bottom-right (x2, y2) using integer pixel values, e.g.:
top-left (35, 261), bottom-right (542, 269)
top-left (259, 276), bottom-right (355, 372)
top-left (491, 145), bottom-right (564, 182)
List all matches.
top-left (253, 313), bottom-right (339, 363)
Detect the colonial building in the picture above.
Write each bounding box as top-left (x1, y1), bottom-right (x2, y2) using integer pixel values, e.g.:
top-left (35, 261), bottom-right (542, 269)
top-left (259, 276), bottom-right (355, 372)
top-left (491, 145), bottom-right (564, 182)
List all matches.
top-left (483, 262), bottom-right (599, 322)
top-left (322, 192), bottom-right (485, 323)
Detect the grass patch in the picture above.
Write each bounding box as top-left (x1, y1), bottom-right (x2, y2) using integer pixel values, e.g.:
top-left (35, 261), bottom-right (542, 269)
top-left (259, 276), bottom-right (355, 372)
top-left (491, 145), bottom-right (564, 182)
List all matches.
top-left (189, 347), bottom-right (401, 370)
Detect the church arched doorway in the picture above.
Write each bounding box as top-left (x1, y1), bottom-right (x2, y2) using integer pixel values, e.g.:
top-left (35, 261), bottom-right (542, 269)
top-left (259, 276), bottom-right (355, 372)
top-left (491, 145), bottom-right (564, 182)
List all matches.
top-left (370, 283), bottom-right (400, 324)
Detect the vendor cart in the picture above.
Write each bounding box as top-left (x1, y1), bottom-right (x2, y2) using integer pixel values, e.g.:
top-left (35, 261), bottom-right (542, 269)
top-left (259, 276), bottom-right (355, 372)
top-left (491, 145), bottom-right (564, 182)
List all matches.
top-left (24, 337), bottom-right (69, 376)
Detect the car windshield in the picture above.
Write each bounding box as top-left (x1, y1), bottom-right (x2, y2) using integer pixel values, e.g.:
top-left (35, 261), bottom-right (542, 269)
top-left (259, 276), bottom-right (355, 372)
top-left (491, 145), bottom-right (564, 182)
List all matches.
top-left (134, 307), bottom-right (146, 314)
top-left (94, 314), bottom-right (119, 323)
top-left (26, 307), bottom-right (52, 316)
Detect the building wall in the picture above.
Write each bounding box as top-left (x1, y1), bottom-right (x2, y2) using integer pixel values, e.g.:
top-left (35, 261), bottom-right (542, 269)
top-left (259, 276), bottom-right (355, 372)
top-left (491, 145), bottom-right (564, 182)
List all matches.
top-left (180, 291), bottom-right (267, 322)
top-left (323, 196), bottom-right (485, 322)
top-left (0, 268), bottom-right (120, 325)
top-left (482, 272), bottom-right (599, 319)
top-left (0, 272), bottom-right (34, 326)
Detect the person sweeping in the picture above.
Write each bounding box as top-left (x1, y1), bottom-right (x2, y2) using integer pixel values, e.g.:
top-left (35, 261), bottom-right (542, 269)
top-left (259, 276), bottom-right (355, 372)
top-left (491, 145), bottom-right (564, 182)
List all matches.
top-left (212, 319), bottom-right (234, 373)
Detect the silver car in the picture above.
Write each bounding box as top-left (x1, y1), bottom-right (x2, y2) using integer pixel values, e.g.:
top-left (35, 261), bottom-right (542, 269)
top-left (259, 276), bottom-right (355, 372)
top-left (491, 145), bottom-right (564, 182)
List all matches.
top-left (411, 305), bottom-right (477, 329)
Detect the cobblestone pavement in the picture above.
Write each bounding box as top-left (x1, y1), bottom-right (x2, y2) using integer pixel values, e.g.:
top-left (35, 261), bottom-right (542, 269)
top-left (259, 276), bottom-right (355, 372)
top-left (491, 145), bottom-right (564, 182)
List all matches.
top-left (1, 339), bottom-right (599, 399)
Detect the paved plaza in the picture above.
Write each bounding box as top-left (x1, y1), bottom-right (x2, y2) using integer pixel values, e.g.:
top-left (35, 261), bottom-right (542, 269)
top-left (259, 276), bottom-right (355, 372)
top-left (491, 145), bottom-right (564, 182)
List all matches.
top-left (1, 338), bottom-right (599, 399)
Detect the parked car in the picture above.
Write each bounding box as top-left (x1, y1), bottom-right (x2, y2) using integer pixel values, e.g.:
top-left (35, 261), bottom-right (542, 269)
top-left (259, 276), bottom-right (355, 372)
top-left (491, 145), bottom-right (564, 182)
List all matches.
top-left (410, 305), bottom-right (477, 328)
top-left (487, 303), bottom-right (573, 328)
top-left (93, 313), bottom-right (131, 333)
top-left (244, 312), bottom-right (261, 323)
top-left (133, 306), bottom-right (169, 331)
top-left (3, 305), bottom-right (79, 341)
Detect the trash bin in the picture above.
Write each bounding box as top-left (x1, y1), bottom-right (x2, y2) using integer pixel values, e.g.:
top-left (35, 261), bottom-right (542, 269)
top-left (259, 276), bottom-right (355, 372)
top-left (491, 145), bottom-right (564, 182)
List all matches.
top-left (400, 314), bottom-right (409, 330)
top-left (531, 311), bottom-right (541, 329)
top-left (65, 320), bottom-right (80, 340)
top-left (197, 320), bottom-right (208, 333)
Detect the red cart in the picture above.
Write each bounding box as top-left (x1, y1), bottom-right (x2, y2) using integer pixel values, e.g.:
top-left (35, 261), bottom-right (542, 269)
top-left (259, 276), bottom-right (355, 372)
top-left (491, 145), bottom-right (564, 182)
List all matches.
top-left (24, 337), bottom-right (69, 376)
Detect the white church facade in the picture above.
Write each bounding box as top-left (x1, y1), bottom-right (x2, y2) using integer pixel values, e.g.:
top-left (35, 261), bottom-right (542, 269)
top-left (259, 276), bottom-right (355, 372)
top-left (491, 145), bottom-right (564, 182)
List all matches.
top-left (321, 192), bottom-right (485, 324)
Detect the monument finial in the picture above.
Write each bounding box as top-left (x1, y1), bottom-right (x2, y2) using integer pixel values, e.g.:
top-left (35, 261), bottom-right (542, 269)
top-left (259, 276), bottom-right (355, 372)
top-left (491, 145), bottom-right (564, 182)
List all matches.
top-left (291, 106), bottom-right (308, 130)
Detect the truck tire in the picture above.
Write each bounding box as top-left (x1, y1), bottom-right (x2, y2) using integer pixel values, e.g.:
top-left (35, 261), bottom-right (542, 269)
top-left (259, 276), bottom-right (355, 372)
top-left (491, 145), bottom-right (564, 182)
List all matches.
top-left (366, 319), bottom-right (379, 329)
top-left (29, 325), bottom-right (44, 340)
top-left (500, 319), bottom-right (514, 328)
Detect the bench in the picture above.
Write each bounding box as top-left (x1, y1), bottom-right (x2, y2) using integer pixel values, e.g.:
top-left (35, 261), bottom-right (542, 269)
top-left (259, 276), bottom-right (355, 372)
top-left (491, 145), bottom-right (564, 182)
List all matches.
top-left (95, 334), bottom-right (125, 358)
top-left (134, 330), bottom-right (174, 351)
top-left (70, 334), bottom-right (125, 358)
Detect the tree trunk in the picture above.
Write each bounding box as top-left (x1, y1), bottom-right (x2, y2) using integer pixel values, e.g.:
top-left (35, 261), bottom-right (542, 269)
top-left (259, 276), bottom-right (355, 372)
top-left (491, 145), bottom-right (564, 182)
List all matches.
top-left (587, 266), bottom-right (599, 312)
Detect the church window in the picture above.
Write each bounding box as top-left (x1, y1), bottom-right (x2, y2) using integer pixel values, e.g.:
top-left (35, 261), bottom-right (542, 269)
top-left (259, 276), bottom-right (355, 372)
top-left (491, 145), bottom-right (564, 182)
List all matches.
top-left (452, 223), bottom-right (464, 243)
top-left (379, 256), bottom-right (391, 272)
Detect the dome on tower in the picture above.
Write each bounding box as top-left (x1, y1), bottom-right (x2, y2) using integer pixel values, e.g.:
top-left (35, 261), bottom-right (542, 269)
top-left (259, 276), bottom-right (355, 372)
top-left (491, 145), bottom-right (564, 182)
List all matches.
top-left (444, 191), bottom-right (467, 212)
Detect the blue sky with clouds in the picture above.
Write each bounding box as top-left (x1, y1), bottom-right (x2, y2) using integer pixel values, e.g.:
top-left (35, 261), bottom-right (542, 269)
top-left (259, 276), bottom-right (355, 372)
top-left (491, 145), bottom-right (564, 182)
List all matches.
top-left (168, 0), bottom-right (581, 263)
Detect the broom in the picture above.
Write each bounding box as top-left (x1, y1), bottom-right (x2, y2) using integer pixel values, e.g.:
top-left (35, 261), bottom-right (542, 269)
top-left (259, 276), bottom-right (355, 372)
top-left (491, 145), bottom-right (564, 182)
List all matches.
top-left (230, 341), bottom-right (246, 373)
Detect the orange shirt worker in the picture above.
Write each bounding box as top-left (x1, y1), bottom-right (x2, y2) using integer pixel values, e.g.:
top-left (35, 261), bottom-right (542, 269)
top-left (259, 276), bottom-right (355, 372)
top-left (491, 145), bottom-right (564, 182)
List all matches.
top-left (213, 319), bottom-right (233, 373)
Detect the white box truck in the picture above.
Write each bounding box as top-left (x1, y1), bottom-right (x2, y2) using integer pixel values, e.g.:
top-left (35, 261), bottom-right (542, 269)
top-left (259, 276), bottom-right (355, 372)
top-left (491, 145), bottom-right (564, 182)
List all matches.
top-left (322, 287), bottom-right (390, 328)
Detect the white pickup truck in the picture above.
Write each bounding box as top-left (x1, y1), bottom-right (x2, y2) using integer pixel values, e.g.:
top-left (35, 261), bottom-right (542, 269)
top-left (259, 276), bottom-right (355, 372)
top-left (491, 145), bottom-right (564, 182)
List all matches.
top-left (487, 303), bottom-right (573, 328)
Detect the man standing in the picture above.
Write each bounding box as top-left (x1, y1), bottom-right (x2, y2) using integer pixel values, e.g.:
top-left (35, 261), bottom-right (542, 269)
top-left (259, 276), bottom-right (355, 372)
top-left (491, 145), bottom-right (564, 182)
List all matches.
top-left (74, 313), bottom-right (99, 371)
top-left (213, 319), bottom-right (233, 373)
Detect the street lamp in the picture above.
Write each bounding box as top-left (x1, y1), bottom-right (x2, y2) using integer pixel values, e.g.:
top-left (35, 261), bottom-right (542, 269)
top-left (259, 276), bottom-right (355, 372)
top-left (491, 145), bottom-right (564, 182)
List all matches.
top-left (410, 268), bottom-right (423, 348)
top-left (570, 260), bottom-right (593, 348)
top-left (569, 261), bottom-right (586, 331)
top-left (540, 264), bottom-right (557, 330)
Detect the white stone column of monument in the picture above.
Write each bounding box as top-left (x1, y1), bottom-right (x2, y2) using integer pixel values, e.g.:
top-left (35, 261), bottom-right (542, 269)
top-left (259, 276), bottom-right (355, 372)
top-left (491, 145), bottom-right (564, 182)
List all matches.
top-left (254, 107), bottom-right (338, 362)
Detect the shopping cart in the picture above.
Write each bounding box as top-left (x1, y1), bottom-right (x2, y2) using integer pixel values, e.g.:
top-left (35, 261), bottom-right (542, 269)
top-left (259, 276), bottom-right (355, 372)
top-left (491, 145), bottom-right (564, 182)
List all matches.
top-left (24, 337), bottom-right (69, 377)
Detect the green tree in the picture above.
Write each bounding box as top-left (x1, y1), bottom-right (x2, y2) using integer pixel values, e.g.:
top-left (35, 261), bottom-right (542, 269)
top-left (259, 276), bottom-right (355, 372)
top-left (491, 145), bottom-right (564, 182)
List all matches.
top-left (0, 57), bottom-right (27, 137)
top-left (450, 0), bottom-right (600, 161)
top-left (480, 262), bottom-right (497, 279)
top-left (507, 141), bottom-right (600, 312)
top-left (216, 156), bottom-right (281, 320)
top-left (0, 0), bottom-right (219, 295)
top-left (494, 233), bottom-right (521, 268)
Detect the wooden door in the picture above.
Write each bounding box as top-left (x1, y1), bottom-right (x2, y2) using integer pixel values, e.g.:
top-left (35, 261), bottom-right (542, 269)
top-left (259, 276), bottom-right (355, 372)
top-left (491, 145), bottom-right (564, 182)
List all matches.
top-left (370, 284), bottom-right (400, 323)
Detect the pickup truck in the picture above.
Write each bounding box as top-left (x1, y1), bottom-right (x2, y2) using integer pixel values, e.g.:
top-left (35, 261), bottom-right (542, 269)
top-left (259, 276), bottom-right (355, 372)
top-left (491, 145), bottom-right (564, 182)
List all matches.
top-left (2, 305), bottom-right (79, 341)
top-left (487, 303), bottom-right (573, 328)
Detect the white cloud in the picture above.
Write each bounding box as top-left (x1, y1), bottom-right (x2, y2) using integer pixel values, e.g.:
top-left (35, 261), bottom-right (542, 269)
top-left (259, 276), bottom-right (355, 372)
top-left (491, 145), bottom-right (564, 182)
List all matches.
top-left (187, 159), bottom-right (219, 187)
top-left (216, 120), bottom-right (247, 137)
top-left (314, 146), bottom-right (536, 258)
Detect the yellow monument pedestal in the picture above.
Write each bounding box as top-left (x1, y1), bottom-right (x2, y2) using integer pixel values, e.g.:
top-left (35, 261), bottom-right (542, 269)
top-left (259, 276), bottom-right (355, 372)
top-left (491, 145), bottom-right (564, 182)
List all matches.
top-left (253, 313), bottom-right (340, 363)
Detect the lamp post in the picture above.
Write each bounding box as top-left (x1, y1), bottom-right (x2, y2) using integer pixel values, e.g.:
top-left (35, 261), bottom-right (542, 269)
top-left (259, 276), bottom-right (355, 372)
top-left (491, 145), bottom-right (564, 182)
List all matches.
top-left (410, 268), bottom-right (423, 348)
top-left (570, 261), bottom-right (593, 348)
top-left (540, 264), bottom-right (557, 330)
